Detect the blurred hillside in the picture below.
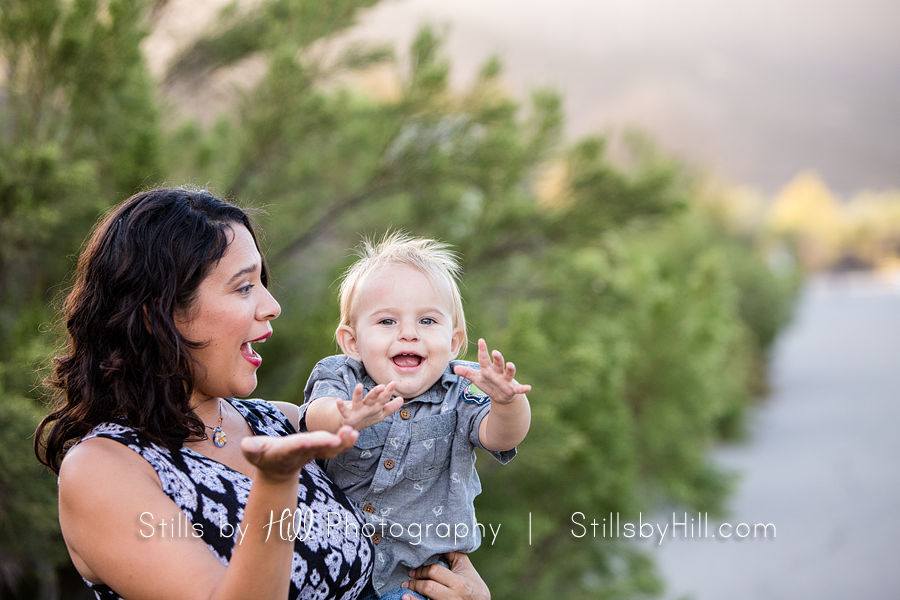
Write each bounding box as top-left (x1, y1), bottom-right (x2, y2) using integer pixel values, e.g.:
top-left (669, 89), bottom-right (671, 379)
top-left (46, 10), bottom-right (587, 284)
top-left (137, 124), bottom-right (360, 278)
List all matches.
top-left (144, 0), bottom-right (900, 275)
top-left (146, 0), bottom-right (900, 197)
top-left (768, 171), bottom-right (900, 272)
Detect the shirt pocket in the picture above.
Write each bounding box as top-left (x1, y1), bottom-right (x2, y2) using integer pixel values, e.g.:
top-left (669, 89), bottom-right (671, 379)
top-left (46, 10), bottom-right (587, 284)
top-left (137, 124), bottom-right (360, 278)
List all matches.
top-left (405, 412), bottom-right (457, 481)
top-left (337, 420), bottom-right (390, 477)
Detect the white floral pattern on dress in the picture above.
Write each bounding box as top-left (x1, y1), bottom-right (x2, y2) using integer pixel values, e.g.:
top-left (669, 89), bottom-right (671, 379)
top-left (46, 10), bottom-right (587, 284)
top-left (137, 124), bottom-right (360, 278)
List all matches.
top-left (78, 399), bottom-right (372, 600)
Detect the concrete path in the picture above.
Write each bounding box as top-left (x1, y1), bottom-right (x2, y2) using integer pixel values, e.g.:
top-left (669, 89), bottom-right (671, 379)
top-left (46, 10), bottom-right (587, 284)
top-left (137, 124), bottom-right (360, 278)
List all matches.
top-left (651, 273), bottom-right (900, 599)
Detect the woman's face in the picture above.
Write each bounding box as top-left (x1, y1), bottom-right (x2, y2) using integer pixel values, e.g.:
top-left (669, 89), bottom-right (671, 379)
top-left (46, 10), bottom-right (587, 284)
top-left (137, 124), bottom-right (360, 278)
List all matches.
top-left (176, 224), bottom-right (281, 404)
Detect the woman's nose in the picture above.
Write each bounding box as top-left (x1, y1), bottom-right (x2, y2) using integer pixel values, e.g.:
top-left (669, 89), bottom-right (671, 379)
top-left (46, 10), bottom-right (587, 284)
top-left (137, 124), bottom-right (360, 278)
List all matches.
top-left (258, 287), bottom-right (281, 321)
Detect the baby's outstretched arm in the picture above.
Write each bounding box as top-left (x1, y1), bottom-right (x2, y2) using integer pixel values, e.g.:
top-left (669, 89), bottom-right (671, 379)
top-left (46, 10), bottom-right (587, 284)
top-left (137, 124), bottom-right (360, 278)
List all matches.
top-left (453, 338), bottom-right (531, 452)
top-left (305, 382), bottom-right (403, 433)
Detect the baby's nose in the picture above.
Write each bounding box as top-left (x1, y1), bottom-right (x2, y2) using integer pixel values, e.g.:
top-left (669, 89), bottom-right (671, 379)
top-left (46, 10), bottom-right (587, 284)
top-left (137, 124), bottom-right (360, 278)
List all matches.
top-left (398, 322), bottom-right (419, 341)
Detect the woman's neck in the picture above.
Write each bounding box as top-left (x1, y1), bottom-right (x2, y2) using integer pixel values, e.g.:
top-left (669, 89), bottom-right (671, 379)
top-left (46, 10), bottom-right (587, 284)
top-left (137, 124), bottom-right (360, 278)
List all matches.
top-left (191, 393), bottom-right (218, 416)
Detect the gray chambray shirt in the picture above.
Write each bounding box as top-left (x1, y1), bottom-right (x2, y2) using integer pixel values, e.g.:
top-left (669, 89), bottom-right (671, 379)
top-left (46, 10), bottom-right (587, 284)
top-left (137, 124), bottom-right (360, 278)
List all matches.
top-left (300, 355), bottom-right (516, 595)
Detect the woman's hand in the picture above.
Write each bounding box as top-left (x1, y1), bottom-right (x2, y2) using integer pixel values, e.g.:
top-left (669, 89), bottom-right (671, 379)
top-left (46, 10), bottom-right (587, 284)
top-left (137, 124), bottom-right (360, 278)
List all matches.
top-left (241, 426), bottom-right (358, 483)
top-left (401, 552), bottom-right (490, 600)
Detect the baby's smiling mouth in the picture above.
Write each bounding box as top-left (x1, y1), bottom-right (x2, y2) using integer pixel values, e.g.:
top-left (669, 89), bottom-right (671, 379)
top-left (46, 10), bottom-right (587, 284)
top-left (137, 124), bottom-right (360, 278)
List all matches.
top-left (392, 353), bottom-right (423, 369)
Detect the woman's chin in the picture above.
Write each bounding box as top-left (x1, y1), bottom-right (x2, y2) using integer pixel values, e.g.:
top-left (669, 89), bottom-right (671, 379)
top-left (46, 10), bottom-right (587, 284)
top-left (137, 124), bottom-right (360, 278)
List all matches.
top-left (229, 376), bottom-right (258, 399)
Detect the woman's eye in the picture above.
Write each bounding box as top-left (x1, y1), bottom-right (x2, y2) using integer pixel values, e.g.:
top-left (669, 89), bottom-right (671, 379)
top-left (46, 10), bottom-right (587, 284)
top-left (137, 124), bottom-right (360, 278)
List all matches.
top-left (238, 284), bottom-right (254, 294)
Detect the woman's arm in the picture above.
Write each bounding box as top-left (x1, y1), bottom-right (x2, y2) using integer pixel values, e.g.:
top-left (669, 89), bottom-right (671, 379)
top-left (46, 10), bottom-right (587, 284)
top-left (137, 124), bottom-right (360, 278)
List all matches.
top-left (59, 428), bottom-right (356, 600)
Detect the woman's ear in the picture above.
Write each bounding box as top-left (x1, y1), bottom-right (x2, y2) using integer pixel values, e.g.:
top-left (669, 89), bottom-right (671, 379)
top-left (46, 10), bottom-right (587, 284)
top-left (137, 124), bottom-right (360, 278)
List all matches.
top-left (336, 325), bottom-right (361, 360)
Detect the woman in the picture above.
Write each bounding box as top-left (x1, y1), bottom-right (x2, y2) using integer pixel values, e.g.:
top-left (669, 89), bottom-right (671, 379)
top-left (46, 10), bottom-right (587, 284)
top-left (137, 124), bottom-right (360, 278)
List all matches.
top-left (35, 187), bottom-right (488, 600)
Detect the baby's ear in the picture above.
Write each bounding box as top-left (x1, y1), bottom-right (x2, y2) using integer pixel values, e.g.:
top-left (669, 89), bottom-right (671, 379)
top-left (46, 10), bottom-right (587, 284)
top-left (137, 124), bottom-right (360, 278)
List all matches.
top-left (450, 328), bottom-right (465, 358)
top-left (336, 325), bottom-right (361, 360)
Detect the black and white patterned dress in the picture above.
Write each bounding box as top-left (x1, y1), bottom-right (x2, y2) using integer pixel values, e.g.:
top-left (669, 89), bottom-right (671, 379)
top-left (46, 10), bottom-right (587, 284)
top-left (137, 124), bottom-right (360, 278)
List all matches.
top-left (78, 398), bottom-right (373, 600)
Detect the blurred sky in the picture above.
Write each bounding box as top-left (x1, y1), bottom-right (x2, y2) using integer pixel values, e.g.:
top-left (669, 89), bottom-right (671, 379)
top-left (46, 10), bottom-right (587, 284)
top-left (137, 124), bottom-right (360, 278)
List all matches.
top-left (346, 0), bottom-right (900, 196)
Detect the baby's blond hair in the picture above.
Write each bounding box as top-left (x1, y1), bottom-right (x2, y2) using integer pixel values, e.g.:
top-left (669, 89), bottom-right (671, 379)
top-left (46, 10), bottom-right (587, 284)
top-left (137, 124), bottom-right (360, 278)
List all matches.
top-left (337, 232), bottom-right (467, 357)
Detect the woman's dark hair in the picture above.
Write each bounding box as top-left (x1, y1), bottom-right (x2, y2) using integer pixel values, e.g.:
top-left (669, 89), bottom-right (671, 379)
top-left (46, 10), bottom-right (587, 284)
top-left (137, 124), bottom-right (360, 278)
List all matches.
top-left (35, 187), bottom-right (269, 474)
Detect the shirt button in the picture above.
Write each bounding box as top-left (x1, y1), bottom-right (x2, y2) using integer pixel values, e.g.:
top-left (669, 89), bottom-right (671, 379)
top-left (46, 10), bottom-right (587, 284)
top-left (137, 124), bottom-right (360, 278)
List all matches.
top-left (383, 459), bottom-right (395, 470)
top-left (371, 533), bottom-right (381, 544)
top-left (400, 409), bottom-right (411, 420)
top-left (363, 504), bottom-right (375, 514)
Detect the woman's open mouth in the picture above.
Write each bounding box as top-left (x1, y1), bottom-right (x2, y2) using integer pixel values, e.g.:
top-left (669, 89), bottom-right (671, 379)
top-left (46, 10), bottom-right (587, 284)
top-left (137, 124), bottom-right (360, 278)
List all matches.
top-left (240, 332), bottom-right (271, 367)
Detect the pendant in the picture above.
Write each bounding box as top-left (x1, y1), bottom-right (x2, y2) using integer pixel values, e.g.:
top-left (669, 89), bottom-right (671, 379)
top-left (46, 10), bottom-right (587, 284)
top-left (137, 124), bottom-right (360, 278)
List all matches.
top-left (213, 426), bottom-right (227, 448)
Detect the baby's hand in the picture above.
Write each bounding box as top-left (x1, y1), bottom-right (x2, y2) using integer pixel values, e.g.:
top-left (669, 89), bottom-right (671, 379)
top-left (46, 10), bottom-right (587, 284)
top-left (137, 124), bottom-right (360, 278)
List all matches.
top-left (453, 339), bottom-right (531, 404)
top-left (337, 382), bottom-right (404, 430)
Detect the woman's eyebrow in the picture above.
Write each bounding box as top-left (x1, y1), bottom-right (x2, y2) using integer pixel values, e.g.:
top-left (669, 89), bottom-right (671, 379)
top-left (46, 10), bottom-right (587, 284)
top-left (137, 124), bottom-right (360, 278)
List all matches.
top-left (226, 263), bottom-right (258, 285)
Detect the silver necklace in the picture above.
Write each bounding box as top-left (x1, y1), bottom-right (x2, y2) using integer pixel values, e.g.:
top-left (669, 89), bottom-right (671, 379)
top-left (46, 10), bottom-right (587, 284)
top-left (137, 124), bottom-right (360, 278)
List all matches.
top-left (205, 399), bottom-right (227, 448)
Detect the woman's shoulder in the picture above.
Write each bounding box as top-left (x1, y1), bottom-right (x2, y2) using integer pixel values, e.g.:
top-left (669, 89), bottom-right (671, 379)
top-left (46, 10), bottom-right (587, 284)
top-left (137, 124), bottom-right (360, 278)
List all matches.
top-left (61, 433), bottom-right (147, 474)
top-left (268, 401), bottom-right (300, 430)
top-left (58, 435), bottom-right (162, 523)
top-left (60, 426), bottom-right (163, 487)
top-left (228, 398), bottom-right (299, 435)
top-left (61, 422), bottom-right (145, 473)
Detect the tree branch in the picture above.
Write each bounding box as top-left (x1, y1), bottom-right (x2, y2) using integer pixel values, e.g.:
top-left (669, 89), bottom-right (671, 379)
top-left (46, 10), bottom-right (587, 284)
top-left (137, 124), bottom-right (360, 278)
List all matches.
top-left (268, 180), bottom-right (389, 267)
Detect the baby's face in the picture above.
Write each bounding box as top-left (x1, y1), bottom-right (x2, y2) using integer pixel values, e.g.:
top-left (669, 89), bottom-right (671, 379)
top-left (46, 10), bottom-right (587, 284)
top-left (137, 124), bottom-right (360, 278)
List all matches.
top-left (340, 263), bottom-right (463, 399)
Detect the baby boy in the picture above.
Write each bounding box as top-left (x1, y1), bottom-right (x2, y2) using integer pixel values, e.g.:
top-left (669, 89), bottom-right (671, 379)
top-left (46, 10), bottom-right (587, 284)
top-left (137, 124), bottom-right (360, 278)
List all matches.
top-left (300, 233), bottom-right (531, 598)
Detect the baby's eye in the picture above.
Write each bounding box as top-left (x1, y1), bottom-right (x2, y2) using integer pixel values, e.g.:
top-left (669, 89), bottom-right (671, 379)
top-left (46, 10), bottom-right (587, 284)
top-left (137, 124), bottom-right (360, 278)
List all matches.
top-left (419, 317), bottom-right (436, 325)
top-left (378, 318), bottom-right (396, 326)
